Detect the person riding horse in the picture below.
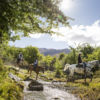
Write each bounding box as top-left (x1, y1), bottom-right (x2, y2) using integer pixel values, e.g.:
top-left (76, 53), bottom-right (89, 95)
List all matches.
top-left (17, 52), bottom-right (23, 64)
top-left (77, 52), bottom-right (87, 68)
top-left (33, 58), bottom-right (38, 70)
top-left (28, 58), bottom-right (44, 80)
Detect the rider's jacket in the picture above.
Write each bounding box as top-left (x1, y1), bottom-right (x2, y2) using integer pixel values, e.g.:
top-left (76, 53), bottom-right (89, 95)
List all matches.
top-left (34, 59), bottom-right (38, 65)
top-left (18, 53), bottom-right (23, 60)
top-left (78, 55), bottom-right (82, 64)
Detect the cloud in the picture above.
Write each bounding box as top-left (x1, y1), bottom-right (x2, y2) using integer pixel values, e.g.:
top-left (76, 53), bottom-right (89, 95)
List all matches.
top-left (51, 20), bottom-right (100, 47)
top-left (29, 20), bottom-right (100, 47)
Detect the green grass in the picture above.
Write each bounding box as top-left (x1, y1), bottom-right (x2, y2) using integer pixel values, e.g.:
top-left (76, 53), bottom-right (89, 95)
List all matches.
top-left (39, 70), bottom-right (67, 82)
top-left (0, 63), bottom-right (23, 100)
top-left (65, 70), bottom-right (100, 100)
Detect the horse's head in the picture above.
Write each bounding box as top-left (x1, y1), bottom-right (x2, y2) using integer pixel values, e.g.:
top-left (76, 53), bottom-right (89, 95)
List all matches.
top-left (88, 60), bottom-right (99, 72)
top-left (63, 64), bottom-right (71, 75)
top-left (64, 64), bottom-right (70, 72)
top-left (88, 60), bottom-right (99, 68)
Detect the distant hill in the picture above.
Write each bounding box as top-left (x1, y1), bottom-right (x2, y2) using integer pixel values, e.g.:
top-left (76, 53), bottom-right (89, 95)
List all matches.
top-left (39, 48), bottom-right (70, 56)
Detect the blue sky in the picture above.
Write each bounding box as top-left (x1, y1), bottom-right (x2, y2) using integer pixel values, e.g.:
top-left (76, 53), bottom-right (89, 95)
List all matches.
top-left (9, 0), bottom-right (100, 49)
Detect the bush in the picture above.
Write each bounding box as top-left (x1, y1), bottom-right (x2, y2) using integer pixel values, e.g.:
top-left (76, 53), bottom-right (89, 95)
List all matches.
top-left (55, 69), bottom-right (61, 78)
top-left (0, 81), bottom-right (23, 100)
top-left (0, 59), bottom-right (3, 71)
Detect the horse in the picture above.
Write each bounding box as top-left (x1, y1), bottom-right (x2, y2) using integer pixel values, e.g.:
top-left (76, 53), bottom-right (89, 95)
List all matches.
top-left (28, 64), bottom-right (44, 80)
top-left (16, 58), bottom-right (23, 70)
top-left (64, 60), bottom-right (99, 83)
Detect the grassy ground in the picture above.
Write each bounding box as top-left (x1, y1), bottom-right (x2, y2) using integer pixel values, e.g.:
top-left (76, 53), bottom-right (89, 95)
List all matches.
top-left (0, 64), bottom-right (23, 100)
top-left (65, 70), bottom-right (100, 100)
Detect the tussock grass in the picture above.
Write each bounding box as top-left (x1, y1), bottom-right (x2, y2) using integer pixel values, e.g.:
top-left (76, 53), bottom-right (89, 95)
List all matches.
top-left (0, 61), bottom-right (23, 100)
top-left (65, 70), bottom-right (100, 100)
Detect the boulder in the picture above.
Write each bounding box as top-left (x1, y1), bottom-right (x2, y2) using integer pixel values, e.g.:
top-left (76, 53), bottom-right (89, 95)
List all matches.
top-left (9, 73), bottom-right (21, 82)
top-left (28, 80), bottom-right (43, 91)
top-left (52, 97), bottom-right (60, 100)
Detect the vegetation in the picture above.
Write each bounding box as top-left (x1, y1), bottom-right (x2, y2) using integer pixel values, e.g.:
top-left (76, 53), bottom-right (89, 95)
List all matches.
top-left (65, 70), bottom-right (100, 100)
top-left (0, 42), bottom-right (100, 100)
top-left (0, 59), bottom-right (23, 100)
top-left (0, 0), bottom-right (71, 43)
top-left (1, 0), bottom-right (99, 100)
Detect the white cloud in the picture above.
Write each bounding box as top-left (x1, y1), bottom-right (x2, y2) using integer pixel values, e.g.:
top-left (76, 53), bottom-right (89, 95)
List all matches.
top-left (29, 20), bottom-right (100, 47)
top-left (51, 20), bottom-right (100, 47)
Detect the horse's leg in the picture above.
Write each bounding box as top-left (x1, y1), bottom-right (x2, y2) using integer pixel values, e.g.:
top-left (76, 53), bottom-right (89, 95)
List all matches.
top-left (84, 68), bottom-right (87, 83)
top-left (30, 68), bottom-right (32, 76)
top-left (84, 72), bottom-right (87, 83)
top-left (28, 66), bottom-right (30, 73)
top-left (85, 76), bottom-right (86, 83)
top-left (90, 74), bottom-right (93, 82)
top-left (36, 73), bottom-right (38, 80)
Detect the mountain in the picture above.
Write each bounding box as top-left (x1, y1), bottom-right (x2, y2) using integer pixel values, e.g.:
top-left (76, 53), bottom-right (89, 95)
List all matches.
top-left (39, 48), bottom-right (70, 56)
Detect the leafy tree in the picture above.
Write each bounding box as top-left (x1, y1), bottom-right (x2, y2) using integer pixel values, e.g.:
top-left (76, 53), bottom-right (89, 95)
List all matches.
top-left (0, 0), bottom-right (71, 43)
top-left (77, 43), bottom-right (94, 58)
top-left (59, 53), bottom-right (65, 60)
top-left (49, 56), bottom-right (56, 71)
top-left (64, 46), bottom-right (77, 64)
top-left (23, 46), bottom-right (40, 64)
top-left (43, 55), bottom-right (53, 69)
top-left (87, 48), bottom-right (100, 61)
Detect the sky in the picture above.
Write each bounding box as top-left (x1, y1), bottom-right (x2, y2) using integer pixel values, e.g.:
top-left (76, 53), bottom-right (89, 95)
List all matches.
top-left (9, 0), bottom-right (100, 49)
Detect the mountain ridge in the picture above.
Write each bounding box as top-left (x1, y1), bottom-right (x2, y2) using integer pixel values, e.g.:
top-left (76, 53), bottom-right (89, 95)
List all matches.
top-left (39, 48), bottom-right (70, 56)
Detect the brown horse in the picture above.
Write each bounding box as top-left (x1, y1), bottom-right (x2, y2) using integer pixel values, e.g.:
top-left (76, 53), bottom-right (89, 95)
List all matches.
top-left (28, 64), bottom-right (44, 80)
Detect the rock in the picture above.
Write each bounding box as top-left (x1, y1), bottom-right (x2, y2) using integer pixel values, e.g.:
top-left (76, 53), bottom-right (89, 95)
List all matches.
top-left (48, 78), bottom-right (53, 81)
top-left (52, 97), bottom-right (60, 100)
top-left (28, 80), bottom-right (43, 91)
top-left (9, 73), bottom-right (21, 82)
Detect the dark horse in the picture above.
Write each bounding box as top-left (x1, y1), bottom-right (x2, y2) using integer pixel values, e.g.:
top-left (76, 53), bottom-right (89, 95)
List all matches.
top-left (16, 58), bottom-right (23, 70)
top-left (28, 64), bottom-right (44, 80)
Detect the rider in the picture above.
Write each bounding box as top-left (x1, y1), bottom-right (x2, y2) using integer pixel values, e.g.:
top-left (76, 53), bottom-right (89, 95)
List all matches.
top-left (33, 57), bottom-right (38, 69)
top-left (17, 52), bottom-right (23, 64)
top-left (77, 52), bottom-right (83, 67)
top-left (78, 52), bottom-right (82, 64)
top-left (78, 52), bottom-right (87, 68)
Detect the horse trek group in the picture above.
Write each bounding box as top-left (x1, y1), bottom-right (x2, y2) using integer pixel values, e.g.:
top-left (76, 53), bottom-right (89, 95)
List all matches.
top-left (16, 52), bottom-right (100, 82)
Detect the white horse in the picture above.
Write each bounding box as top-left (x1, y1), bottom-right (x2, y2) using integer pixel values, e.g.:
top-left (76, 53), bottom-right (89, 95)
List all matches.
top-left (64, 60), bottom-right (99, 82)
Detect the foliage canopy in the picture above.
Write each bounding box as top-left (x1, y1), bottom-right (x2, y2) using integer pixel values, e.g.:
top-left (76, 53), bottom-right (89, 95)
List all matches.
top-left (0, 0), bottom-right (71, 43)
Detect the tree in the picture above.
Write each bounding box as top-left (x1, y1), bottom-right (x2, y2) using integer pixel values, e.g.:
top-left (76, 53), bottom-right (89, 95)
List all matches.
top-left (24, 46), bottom-right (40, 64)
top-left (59, 53), bottom-right (65, 60)
top-left (0, 0), bottom-right (71, 43)
top-left (78, 43), bottom-right (94, 58)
